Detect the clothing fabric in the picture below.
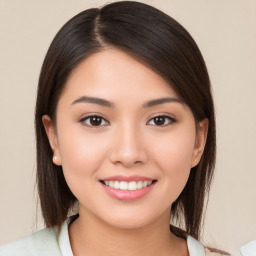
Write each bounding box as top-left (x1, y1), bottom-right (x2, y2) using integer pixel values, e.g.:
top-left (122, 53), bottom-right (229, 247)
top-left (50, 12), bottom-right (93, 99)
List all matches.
top-left (0, 217), bottom-right (220, 256)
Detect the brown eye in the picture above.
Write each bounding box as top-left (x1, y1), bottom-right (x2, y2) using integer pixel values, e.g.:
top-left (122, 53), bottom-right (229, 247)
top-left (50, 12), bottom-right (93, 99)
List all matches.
top-left (153, 116), bottom-right (165, 125)
top-left (147, 115), bottom-right (176, 127)
top-left (81, 115), bottom-right (109, 127)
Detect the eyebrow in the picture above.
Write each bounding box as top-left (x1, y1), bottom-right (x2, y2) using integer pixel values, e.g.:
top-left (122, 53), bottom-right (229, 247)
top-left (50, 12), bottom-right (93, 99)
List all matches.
top-left (71, 96), bottom-right (183, 108)
top-left (142, 97), bottom-right (183, 108)
top-left (71, 96), bottom-right (115, 108)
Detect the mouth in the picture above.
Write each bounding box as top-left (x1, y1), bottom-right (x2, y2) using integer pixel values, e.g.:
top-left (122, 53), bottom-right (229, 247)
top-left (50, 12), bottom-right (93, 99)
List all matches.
top-left (100, 180), bottom-right (157, 191)
top-left (99, 176), bottom-right (157, 201)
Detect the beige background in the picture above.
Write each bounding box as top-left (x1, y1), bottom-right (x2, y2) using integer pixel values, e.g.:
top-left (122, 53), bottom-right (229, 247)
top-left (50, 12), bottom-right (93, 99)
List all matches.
top-left (0, 0), bottom-right (255, 255)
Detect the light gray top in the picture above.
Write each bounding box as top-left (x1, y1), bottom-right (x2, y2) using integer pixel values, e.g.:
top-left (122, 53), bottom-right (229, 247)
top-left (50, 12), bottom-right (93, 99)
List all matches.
top-left (0, 218), bottom-right (206, 256)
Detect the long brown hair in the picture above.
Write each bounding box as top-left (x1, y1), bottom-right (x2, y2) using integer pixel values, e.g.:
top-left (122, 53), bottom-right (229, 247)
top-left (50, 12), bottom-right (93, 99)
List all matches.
top-left (36, 0), bottom-right (217, 247)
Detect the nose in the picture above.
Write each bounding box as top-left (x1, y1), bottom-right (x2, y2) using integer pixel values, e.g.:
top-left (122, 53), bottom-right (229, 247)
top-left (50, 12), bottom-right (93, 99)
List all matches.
top-left (109, 122), bottom-right (148, 168)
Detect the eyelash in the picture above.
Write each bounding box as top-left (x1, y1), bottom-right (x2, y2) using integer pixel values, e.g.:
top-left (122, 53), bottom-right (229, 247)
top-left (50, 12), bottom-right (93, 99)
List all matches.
top-left (79, 115), bottom-right (176, 128)
top-left (79, 115), bottom-right (109, 127)
top-left (147, 115), bottom-right (176, 127)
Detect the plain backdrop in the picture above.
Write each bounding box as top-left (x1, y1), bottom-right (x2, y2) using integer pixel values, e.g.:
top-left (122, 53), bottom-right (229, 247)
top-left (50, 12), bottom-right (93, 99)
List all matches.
top-left (0, 0), bottom-right (255, 255)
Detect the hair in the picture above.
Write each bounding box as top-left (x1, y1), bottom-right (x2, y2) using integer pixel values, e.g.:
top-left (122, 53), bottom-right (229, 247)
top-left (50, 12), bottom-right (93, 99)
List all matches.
top-left (36, 0), bottom-right (218, 248)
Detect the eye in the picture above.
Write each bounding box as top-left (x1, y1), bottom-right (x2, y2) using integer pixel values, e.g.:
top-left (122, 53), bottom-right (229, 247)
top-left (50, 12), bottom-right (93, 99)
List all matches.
top-left (147, 115), bottom-right (176, 127)
top-left (80, 115), bottom-right (109, 127)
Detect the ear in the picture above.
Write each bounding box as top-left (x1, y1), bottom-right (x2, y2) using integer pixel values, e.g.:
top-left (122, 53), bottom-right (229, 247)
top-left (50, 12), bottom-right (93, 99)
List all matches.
top-left (42, 115), bottom-right (62, 166)
top-left (191, 118), bottom-right (208, 168)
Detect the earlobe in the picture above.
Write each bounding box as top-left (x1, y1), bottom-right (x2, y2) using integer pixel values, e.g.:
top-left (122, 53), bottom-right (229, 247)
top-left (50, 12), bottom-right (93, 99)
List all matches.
top-left (42, 115), bottom-right (62, 166)
top-left (191, 118), bottom-right (209, 168)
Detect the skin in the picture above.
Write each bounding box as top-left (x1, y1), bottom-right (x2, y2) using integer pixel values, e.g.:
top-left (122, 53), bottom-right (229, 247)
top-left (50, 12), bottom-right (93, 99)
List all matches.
top-left (43, 49), bottom-right (208, 256)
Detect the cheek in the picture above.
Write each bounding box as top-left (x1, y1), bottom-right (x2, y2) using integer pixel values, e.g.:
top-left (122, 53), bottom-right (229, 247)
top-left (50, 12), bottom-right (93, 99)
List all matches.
top-left (150, 129), bottom-right (195, 198)
top-left (56, 126), bottom-right (109, 194)
top-left (152, 128), bottom-right (195, 168)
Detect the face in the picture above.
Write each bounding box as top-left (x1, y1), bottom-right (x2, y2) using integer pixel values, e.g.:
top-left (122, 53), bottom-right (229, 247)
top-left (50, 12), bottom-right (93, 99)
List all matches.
top-left (43, 49), bottom-right (208, 229)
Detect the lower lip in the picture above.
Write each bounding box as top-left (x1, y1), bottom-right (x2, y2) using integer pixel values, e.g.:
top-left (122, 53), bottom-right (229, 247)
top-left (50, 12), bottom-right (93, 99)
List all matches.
top-left (101, 182), bottom-right (156, 201)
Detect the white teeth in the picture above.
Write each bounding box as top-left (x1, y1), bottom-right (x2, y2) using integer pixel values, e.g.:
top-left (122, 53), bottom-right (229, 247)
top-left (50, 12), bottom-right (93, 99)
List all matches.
top-left (128, 181), bottom-right (136, 191)
top-left (128, 181), bottom-right (137, 190)
top-left (147, 180), bottom-right (152, 186)
top-left (114, 181), bottom-right (119, 189)
top-left (119, 181), bottom-right (128, 190)
top-left (136, 181), bottom-right (143, 189)
top-left (103, 180), bottom-right (154, 191)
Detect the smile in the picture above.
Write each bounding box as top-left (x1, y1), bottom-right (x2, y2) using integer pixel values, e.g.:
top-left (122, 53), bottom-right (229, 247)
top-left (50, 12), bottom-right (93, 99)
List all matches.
top-left (100, 176), bottom-right (157, 201)
top-left (102, 180), bottom-right (154, 191)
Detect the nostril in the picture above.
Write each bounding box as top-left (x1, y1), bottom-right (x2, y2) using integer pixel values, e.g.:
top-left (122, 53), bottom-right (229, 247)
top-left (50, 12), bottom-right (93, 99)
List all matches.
top-left (134, 160), bottom-right (143, 165)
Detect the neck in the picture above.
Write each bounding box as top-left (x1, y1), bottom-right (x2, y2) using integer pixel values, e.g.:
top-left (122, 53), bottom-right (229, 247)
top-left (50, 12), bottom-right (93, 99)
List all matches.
top-left (68, 209), bottom-right (188, 256)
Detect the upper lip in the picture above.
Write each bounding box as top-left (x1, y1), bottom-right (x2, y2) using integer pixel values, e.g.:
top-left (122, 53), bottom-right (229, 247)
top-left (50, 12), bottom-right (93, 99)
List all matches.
top-left (100, 175), bottom-right (155, 182)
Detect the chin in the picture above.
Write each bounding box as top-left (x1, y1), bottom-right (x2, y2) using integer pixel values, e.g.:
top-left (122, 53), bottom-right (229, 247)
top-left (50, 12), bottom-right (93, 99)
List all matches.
top-left (98, 208), bottom-right (167, 230)
top-left (104, 216), bottom-right (152, 230)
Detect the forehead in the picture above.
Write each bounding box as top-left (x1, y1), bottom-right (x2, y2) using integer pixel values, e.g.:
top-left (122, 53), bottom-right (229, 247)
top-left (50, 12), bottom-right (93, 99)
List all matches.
top-left (61, 49), bottom-right (179, 104)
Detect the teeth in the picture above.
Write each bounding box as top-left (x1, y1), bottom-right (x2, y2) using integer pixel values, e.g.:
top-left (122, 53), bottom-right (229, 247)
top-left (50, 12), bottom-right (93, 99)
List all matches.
top-left (119, 181), bottom-right (128, 190)
top-left (137, 181), bottom-right (142, 189)
top-left (114, 181), bottom-right (119, 189)
top-left (128, 181), bottom-right (136, 191)
top-left (103, 180), bottom-right (154, 190)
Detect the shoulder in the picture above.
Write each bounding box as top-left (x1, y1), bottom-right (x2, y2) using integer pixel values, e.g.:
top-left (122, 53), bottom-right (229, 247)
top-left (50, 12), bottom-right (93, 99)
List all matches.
top-left (0, 226), bottom-right (61, 256)
top-left (187, 236), bottom-right (228, 256)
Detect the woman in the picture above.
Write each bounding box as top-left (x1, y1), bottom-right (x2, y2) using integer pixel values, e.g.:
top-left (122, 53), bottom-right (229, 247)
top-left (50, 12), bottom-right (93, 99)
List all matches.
top-left (0, 1), bottom-right (229, 255)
